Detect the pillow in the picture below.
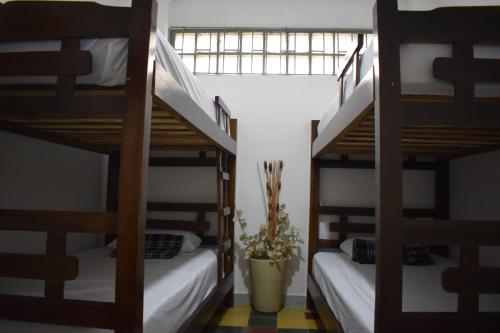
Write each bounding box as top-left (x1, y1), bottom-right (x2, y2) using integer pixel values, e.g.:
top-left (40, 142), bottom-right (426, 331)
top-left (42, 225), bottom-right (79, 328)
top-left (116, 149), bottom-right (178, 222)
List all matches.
top-left (110, 234), bottom-right (184, 259)
top-left (403, 245), bottom-right (433, 266)
top-left (352, 239), bottom-right (376, 264)
top-left (339, 237), bottom-right (374, 258)
top-left (107, 229), bottom-right (202, 253)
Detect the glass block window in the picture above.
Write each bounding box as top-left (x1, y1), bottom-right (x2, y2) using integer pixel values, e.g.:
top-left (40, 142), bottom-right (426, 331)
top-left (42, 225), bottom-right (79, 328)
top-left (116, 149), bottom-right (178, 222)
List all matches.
top-left (171, 29), bottom-right (371, 75)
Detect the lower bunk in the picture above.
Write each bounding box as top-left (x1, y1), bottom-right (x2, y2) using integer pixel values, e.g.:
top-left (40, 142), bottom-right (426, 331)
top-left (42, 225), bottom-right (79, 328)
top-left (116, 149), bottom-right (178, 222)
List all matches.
top-left (0, 245), bottom-right (232, 333)
top-left (308, 250), bottom-right (500, 333)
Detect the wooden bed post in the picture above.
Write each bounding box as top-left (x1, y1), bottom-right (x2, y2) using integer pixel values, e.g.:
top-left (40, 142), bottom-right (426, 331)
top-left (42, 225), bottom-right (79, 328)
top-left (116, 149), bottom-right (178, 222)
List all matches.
top-left (307, 120), bottom-right (320, 311)
top-left (114, 1), bottom-right (156, 333)
top-left (105, 151), bottom-right (120, 245)
top-left (224, 118), bottom-right (238, 308)
top-left (373, 1), bottom-right (404, 333)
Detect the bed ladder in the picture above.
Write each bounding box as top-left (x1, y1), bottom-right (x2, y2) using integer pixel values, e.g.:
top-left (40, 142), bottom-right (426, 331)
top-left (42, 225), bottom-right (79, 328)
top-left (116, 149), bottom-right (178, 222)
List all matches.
top-left (216, 149), bottom-right (234, 283)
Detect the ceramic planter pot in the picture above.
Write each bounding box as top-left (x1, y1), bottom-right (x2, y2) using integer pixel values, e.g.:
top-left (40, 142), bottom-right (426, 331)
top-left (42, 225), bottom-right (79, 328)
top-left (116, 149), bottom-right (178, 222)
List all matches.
top-left (249, 258), bottom-right (287, 312)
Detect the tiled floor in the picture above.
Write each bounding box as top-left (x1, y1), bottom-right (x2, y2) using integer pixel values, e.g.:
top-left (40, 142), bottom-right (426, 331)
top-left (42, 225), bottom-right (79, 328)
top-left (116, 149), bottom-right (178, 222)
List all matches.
top-left (205, 306), bottom-right (325, 333)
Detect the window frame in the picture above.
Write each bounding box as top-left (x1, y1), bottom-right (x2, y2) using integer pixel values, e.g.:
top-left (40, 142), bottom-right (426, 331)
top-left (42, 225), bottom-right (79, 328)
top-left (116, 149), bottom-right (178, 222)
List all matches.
top-left (170, 28), bottom-right (372, 76)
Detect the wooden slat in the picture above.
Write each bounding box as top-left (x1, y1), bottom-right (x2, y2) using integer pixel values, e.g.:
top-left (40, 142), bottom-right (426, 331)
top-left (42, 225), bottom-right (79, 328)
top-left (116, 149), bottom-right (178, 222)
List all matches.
top-left (146, 219), bottom-right (210, 231)
top-left (399, 7), bottom-right (500, 44)
top-left (149, 157), bottom-right (216, 167)
top-left (404, 219), bottom-right (500, 246)
top-left (318, 239), bottom-right (340, 248)
top-left (147, 202), bottom-right (217, 212)
top-left (0, 1), bottom-right (130, 40)
top-left (318, 206), bottom-right (436, 218)
top-left (442, 267), bottom-right (500, 294)
top-left (401, 100), bottom-right (500, 127)
top-left (0, 51), bottom-right (92, 76)
top-left (319, 158), bottom-right (437, 170)
top-left (0, 95), bottom-right (124, 120)
top-left (400, 312), bottom-right (500, 333)
top-left (0, 294), bottom-right (115, 329)
top-left (0, 253), bottom-right (78, 280)
top-left (0, 210), bottom-right (117, 233)
top-left (329, 222), bottom-right (375, 233)
top-left (434, 57), bottom-right (500, 83)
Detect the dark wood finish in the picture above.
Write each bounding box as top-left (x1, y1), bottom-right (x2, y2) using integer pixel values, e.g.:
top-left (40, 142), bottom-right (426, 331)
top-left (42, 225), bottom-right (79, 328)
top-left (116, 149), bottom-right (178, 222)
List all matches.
top-left (400, 312), bottom-right (500, 333)
top-left (44, 231), bottom-right (68, 299)
top-left (318, 239), bottom-right (340, 249)
top-left (178, 273), bottom-right (234, 333)
top-left (307, 274), bottom-right (345, 333)
top-left (0, 252), bottom-right (77, 281)
top-left (319, 206), bottom-right (436, 218)
top-left (404, 219), bottom-right (500, 246)
top-left (308, 121), bottom-right (320, 274)
top-left (329, 222), bottom-right (375, 234)
top-left (0, 51), bottom-right (91, 76)
top-left (398, 7), bottom-right (500, 44)
top-left (319, 158), bottom-right (437, 170)
top-left (0, 209), bottom-right (117, 233)
top-left (0, 294), bottom-right (115, 329)
top-left (442, 267), bottom-right (500, 294)
top-left (105, 151), bottom-right (120, 245)
top-left (434, 57), bottom-right (500, 83)
top-left (149, 156), bottom-right (216, 167)
top-left (373, 2), bottom-right (404, 332)
top-left (114, 1), bottom-right (156, 332)
top-left (146, 219), bottom-right (210, 231)
top-left (0, 1), bottom-right (130, 41)
top-left (147, 202), bottom-right (217, 212)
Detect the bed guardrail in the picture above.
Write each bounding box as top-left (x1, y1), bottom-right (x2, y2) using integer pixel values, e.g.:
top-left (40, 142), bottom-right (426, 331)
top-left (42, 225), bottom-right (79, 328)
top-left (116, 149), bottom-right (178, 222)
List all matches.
top-left (337, 34), bottom-right (364, 106)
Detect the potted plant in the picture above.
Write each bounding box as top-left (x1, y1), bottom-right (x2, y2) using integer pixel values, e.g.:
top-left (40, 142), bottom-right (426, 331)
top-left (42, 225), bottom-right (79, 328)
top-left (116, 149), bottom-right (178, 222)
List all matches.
top-left (234, 160), bottom-right (302, 312)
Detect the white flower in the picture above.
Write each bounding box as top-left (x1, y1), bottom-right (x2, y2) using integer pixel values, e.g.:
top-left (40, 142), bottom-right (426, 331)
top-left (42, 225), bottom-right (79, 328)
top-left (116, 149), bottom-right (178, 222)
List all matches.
top-left (237, 209), bottom-right (244, 217)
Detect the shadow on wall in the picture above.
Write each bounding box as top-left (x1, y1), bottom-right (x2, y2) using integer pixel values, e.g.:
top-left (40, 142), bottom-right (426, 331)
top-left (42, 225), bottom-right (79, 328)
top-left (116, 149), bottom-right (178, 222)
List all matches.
top-left (235, 242), bottom-right (304, 305)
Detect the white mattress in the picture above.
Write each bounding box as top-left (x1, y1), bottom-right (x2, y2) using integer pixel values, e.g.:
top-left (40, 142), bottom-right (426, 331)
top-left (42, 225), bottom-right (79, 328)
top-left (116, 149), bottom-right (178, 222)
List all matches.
top-left (0, 247), bottom-right (217, 333)
top-left (0, 27), bottom-right (218, 123)
top-left (313, 252), bottom-right (500, 333)
top-left (318, 41), bottom-right (500, 134)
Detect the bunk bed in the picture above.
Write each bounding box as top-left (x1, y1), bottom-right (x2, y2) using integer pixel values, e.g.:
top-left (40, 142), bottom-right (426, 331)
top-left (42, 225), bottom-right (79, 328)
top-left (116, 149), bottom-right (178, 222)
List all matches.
top-left (0, 1), bottom-right (237, 333)
top-left (307, 2), bottom-right (500, 333)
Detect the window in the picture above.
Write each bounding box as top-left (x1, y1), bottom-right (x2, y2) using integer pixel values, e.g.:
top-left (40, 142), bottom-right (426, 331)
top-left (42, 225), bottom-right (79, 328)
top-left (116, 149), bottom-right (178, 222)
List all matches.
top-left (171, 29), bottom-right (371, 75)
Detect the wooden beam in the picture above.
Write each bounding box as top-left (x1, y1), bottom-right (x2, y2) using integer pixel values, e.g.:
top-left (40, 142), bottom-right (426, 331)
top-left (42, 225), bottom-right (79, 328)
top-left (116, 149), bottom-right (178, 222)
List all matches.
top-left (149, 157), bottom-right (216, 167)
top-left (329, 222), bottom-right (375, 234)
top-left (0, 51), bottom-right (91, 76)
top-left (399, 7), bottom-right (500, 44)
top-left (319, 158), bottom-right (437, 170)
top-left (0, 95), bottom-right (124, 120)
top-left (318, 206), bottom-right (436, 218)
top-left (0, 294), bottom-right (115, 329)
top-left (114, 1), bottom-right (156, 332)
top-left (434, 57), bottom-right (500, 83)
top-left (147, 202), bottom-right (217, 212)
top-left (318, 239), bottom-right (340, 249)
top-left (404, 220), bottom-right (500, 246)
top-left (0, 1), bottom-right (130, 41)
top-left (400, 312), bottom-right (500, 333)
top-left (0, 253), bottom-right (78, 281)
top-left (442, 267), bottom-right (500, 294)
top-left (146, 219), bottom-right (210, 231)
top-left (0, 209), bottom-right (117, 233)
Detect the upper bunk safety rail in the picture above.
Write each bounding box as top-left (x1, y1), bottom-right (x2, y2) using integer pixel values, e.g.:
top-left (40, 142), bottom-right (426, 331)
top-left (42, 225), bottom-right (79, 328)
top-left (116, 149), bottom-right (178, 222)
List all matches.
top-left (0, 1), bottom-right (130, 41)
top-left (337, 34), bottom-right (364, 106)
top-left (398, 6), bottom-right (500, 45)
top-left (215, 96), bottom-right (232, 135)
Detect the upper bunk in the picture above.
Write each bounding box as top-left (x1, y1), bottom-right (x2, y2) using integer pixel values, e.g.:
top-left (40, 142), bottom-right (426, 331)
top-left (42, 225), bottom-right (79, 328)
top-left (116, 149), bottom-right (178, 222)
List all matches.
top-left (0, 0), bottom-right (237, 156)
top-left (312, 5), bottom-right (500, 159)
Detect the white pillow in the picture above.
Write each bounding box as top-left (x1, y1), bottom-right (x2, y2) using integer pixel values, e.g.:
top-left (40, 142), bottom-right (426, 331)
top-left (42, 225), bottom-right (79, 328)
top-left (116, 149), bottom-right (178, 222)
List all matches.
top-left (107, 229), bottom-right (202, 253)
top-left (339, 237), bottom-right (375, 258)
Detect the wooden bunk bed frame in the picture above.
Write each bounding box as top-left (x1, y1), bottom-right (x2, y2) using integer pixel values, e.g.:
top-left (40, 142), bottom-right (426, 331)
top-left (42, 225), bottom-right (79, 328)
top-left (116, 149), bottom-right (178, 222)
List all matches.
top-left (308, 3), bottom-right (500, 333)
top-left (0, 1), bottom-right (236, 333)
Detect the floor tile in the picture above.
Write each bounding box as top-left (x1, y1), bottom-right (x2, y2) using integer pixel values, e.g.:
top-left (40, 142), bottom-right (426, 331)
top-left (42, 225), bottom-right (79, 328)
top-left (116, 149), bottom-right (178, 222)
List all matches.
top-left (210, 306), bottom-right (252, 327)
top-left (277, 329), bottom-right (326, 333)
top-left (248, 309), bottom-right (277, 328)
top-left (247, 327), bottom-right (278, 333)
top-left (203, 326), bottom-right (247, 333)
top-left (277, 308), bottom-right (323, 330)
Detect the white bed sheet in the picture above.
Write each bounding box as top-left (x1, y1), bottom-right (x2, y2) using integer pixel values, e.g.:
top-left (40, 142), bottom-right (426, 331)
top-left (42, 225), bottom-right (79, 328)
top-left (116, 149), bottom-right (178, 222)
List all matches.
top-left (318, 37), bottom-right (500, 135)
top-left (0, 23), bottom-right (218, 123)
top-left (313, 252), bottom-right (500, 333)
top-left (0, 247), bottom-right (217, 333)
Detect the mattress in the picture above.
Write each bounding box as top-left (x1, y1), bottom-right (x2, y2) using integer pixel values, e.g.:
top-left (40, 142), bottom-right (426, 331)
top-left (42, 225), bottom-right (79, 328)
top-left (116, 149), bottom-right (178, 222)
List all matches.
top-left (0, 23), bottom-right (218, 123)
top-left (0, 247), bottom-right (218, 333)
top-left (312, 252), bottom-right (500, 333)
top-left (317, 40), bottom-right (500, 135)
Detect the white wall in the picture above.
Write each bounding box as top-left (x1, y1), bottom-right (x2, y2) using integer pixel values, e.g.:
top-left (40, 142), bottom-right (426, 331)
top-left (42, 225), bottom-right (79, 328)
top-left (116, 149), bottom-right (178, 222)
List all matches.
top-left (0, 132), bottom-right (104, 255)
top-left (450, 151), bottom-right (500, 267)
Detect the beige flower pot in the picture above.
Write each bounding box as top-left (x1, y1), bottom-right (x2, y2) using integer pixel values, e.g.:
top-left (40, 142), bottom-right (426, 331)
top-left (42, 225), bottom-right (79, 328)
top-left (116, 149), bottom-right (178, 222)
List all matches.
top-left (249, 258), bottom-right (287, 312)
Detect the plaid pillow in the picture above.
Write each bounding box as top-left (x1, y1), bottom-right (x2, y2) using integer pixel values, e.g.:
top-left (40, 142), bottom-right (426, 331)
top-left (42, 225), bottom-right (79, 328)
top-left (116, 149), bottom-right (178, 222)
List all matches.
top-left (110, 234), bottom-right (184, 259)
top-left (352, 239), bottom-right (376, 264)
top-left (403, 245), bottom-right (433, 266)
